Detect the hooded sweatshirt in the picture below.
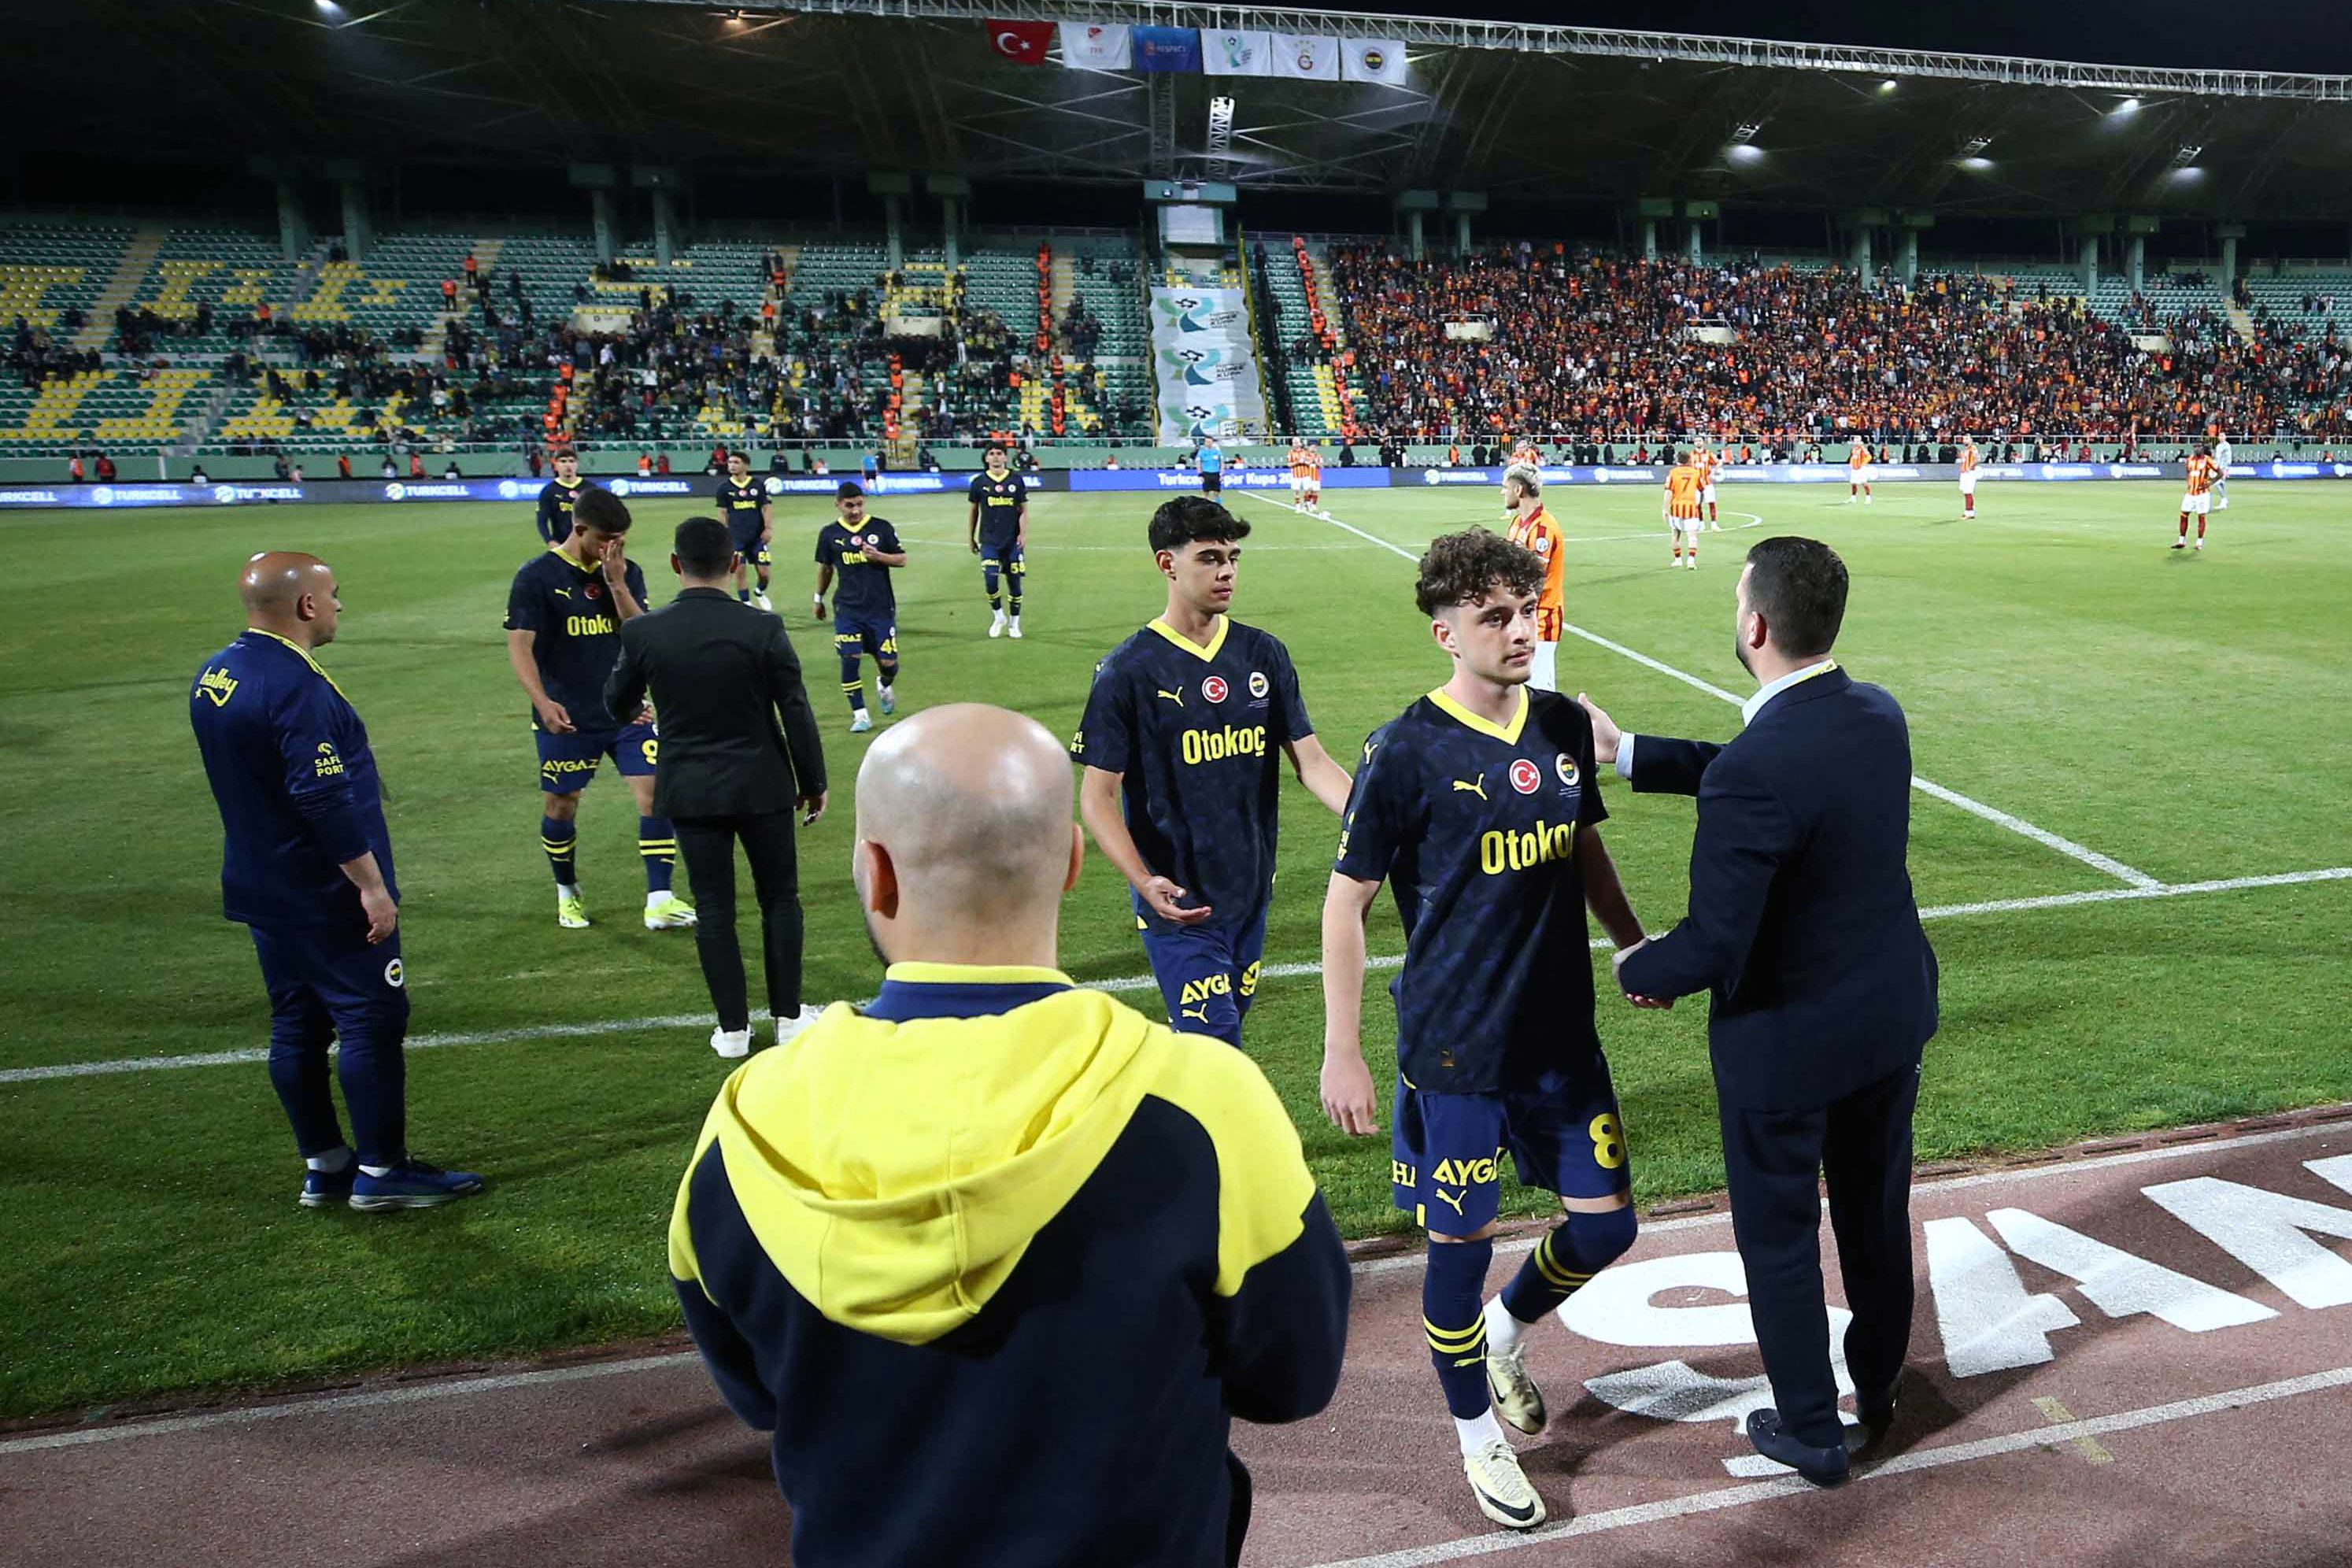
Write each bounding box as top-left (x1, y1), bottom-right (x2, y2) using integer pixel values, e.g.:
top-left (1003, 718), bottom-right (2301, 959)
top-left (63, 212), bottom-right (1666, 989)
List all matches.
top-left (669, 964), bottom-right (1350, 1568)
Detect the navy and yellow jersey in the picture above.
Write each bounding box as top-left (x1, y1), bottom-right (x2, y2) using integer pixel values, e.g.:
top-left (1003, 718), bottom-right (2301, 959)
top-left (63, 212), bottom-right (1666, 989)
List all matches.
top-left (815, 516), bottom-right (900, 623)
top-left (966, 470), bottom-right (1027, 545)
top-left (669, 967), bottom-right (1349, 1568)
top-left (534, 476), bottom-right (591, 545)
top-left (715, 475), bottom-right (770, 545)
top-left (1072, 619), bottom-right (1313, 932)
top-left (1335, 686), bottom-right (1609, 1094)
top-left (504, 545), bottom-right (650, 733)
top-left (189, 631), bottom-right (395, 927)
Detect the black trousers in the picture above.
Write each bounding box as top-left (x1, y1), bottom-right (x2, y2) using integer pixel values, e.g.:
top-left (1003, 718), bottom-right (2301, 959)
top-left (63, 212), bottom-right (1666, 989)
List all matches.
top-left (1719, 1062), bottom-right (1921, 1449)
top-left (672, 812), bottom-right (804, 1034)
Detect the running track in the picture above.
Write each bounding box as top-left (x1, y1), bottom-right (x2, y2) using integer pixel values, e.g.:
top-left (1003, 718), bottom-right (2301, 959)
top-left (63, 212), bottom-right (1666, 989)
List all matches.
top-left (7, 1109), bottom-right (2352, 1567)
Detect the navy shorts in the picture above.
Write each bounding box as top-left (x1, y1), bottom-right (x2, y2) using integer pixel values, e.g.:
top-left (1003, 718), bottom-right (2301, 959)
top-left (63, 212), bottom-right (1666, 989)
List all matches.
top-left (1392, 1058), bottom-right (1629, 1236)
top-left (978, 535), bottom-right (1024, 572)
top-left (537, 721), bottom-right (658, 794)
top-left (833, 616), bottom-right (899, 663)
top-left (250, 919), bottom-right (410, 1036)
top-left (728, 516), bottom-right (768, 569)
top-left (1137, 900), bottom-right (1267, 1048)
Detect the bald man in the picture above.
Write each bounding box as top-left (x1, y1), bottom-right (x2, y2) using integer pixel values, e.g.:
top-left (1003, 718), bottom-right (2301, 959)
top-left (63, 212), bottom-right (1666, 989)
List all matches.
top-left (669, 704), bottom-right (1350, 1568)
top-left (191, 553), bottom-right (482, 1212)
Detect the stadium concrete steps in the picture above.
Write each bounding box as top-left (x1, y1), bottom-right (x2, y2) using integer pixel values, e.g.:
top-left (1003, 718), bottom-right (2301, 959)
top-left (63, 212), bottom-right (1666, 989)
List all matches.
top-left (1049, 255), bottom-right (1078, 344)
top-left (72, 226), bottom-right (166, 349)
top-left (173, 379), bottom-right (242, 457)
top-left (2224, 299), bottom-right (2258, 342)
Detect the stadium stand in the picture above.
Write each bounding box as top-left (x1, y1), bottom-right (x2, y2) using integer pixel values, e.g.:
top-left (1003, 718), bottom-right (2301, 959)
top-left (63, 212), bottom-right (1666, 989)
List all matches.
top-left (9, 213), bottom-right (2350, 466)
top-left (1327, 245), bottom-right (2352, 446)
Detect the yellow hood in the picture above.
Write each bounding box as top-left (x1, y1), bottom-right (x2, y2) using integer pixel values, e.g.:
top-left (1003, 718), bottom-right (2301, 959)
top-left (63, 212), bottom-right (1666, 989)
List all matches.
top-left (672, 983), bottom-right (1170, 1346)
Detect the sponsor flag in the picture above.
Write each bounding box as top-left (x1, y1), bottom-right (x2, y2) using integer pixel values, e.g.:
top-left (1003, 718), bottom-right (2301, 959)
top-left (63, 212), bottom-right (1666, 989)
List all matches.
top-left (1267, 34), bottom-right (1340, 80)
top-left (1133, 25), bottom-right (1202, 72)
top-left (1058, 21), bottom-right (1133, 72)
top-left (1203, 28), bottom-right (1271, 76)
top-left (985, 20), bottom-right (1053, 64)
top-left (1341, 37), bottom-right (1411, 85)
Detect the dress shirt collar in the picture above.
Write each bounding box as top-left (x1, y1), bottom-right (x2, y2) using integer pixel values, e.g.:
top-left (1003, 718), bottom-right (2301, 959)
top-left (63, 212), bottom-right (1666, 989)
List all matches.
top-left (1740, 656), bottom-right (1839, 727)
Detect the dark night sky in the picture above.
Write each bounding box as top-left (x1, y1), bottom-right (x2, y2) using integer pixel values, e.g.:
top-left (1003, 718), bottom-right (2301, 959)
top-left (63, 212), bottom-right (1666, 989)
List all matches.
top-left (1335, 1), bottom-right (2352, 75)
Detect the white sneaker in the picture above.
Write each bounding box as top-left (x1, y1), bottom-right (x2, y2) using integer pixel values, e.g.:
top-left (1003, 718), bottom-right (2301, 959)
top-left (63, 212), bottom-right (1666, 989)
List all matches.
top-left (775, 1006), bottom-right (820, 1047)
top-left (1485, 1338), bottom-right (1548, 1435)
top-left (1008, 616), bottom-right (1023, 640)
top-left (1463, 1440), bottom-right (1546, 1530)
top-left (850, 710), bottom-right (873, 734)
top-left (755, 592), bottom-right (772, 612)
top-left (1864, 494), bottom-right (1873, 505)
top-left (988, 609), bottom-right (1007, 639)
top-left (878, 682), bottom-right (896, 716)
top-left (709, 1026), bottom-right (752, 1060)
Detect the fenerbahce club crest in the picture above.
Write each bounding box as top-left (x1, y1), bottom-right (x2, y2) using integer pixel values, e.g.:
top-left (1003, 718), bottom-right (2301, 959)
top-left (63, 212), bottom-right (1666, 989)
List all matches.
top-left (1555, 753), bottom-right (1581, 789)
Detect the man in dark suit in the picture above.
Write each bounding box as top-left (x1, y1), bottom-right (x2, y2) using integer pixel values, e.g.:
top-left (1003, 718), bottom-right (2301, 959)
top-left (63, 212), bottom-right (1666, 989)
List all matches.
top-left (1591, 535), bottom-right (1938, 1487)
top-left (606, 516), bottom-right (829, 1060)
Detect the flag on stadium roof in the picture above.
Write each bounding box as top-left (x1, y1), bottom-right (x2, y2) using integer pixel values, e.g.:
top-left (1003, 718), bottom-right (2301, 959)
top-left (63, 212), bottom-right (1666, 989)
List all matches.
top-left (1058, 20), bottom-right (1131, 72)
top-left (1203, 29), bottom-right (1271, 77)
top-left (1133, 26), bottom-right (1202, 73)
top-left (1268, 33), bottom-right (1341, 80)
top-left (1340, 38), bottom-right (1411, 86)
top-left (986, 19), bottom-right (1052, 65)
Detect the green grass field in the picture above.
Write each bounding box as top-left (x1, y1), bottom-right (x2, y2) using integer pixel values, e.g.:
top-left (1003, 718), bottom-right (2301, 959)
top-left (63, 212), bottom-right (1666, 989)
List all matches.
top-left (2, 476), bottom-right (2348, 1420)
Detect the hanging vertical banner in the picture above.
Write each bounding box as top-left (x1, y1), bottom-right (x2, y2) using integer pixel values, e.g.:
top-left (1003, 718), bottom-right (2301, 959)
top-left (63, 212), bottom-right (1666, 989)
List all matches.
top-left (1058, 21), bottom-right (1133, 72)
top-left (1202, 28), bottom-right (1272, 76)
top-left (984, 20), bottom-right (1053, 62)
top-left (1340, 37), bottom-right (1413, 85)
top-left (1267, 34), bottom-right (1341, 81)
top-left (1149, 287), bottom-right (1267, 441)
top-left (1132, 26), bottom-right (1203, 72)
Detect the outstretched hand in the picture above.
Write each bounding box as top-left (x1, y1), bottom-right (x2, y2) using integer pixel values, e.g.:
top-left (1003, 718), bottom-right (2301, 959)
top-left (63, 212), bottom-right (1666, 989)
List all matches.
top-left (1612, 937), bottom-right (1673, 1009)
top-left (1577, 692), bottom-right (1622, 766)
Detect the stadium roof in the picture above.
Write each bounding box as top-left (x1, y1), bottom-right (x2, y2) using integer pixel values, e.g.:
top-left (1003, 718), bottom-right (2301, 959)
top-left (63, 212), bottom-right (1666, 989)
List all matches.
top-left (14, 0), bottom-right (2352, 218)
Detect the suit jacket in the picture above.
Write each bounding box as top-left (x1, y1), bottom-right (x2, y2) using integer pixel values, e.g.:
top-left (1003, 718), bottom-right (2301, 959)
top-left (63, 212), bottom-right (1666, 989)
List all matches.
top-left (1614, 668), bottom-right (1937, 1111)
top-left (604, 588), bottom-right (827, 819)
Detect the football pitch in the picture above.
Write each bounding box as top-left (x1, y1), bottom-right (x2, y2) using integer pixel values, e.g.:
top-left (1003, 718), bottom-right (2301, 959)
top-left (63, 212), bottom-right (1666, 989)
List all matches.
top-left (2, 477), bottom-right (2348, 1420)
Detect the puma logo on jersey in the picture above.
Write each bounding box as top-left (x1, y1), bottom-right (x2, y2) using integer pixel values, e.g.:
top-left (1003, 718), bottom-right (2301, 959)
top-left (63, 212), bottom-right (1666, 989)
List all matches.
top-left (1180, 1004), bottom-right (1211, 1024)
top-left (1434, 1187), bottom-right (1467, 1215)
top-left (1156, 688), bottom-right (1185, 706)
top-left (1452, 775), bottom-right (1488, 799)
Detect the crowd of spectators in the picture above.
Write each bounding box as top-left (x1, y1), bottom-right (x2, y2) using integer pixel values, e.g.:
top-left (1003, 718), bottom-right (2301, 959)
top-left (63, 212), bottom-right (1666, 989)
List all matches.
top-left (1326, 246), bottom-right (2352, 446)
top-left (9, 318), bottom-right (102, 385)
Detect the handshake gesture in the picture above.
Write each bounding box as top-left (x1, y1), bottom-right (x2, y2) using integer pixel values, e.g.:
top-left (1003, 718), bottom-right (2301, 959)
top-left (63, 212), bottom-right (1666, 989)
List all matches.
top-left (1579, 691), bottom-right (1670, 1011)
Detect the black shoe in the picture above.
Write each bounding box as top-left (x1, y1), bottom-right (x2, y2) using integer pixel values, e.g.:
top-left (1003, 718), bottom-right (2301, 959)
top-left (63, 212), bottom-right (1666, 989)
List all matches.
top-left (1746, 1407), bottom-right (1850, 1488)
top-left (1849, 1374), bottom-right (1902, 1454)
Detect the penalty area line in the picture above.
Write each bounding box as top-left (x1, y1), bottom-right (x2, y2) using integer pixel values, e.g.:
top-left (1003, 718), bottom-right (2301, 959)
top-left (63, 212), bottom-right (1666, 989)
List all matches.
top-left (1234, 491), bottom-right (2162, 890)
top-left (2, 868), bottom-right (2344, 1086)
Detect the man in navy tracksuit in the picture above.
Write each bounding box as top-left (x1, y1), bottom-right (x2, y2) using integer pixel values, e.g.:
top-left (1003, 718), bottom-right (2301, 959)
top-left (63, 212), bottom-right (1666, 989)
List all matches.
top-left (190, 552), bottom-right (483, 1212)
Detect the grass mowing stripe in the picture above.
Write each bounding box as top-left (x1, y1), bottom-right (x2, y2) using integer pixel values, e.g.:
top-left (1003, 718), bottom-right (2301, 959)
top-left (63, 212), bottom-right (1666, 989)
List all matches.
top-left (1234, 490), bottom-right (2161, 889)
top-left (9, 867), bottom-right (2343, 1086)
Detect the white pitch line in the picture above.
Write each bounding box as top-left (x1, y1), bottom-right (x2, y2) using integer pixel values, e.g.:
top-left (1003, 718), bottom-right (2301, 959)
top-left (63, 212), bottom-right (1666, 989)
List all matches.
top-left (2, 867), bottom-right (2344, 1087)
top-left (12, 1119), bottom-right (2347, 1459)
top-left (1235, 491), bottom-right (2162, 889)
top-left (0, 1354), bottom-right (701, 1457)
top-left (1349, 1102), bottom-right (2352, 1279)
top-left (1300, 1364), bottom-right (2352, 1568)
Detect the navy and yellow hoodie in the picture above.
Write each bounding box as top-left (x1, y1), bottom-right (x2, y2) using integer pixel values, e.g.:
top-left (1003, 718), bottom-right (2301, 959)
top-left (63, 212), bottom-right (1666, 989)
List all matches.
top-left (669, 964), bottom-right (1351, 1567)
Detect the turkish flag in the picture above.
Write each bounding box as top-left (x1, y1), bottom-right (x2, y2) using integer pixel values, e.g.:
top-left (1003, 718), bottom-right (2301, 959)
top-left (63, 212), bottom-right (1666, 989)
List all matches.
top-left (986, 20), bottom-right (1052, 63)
